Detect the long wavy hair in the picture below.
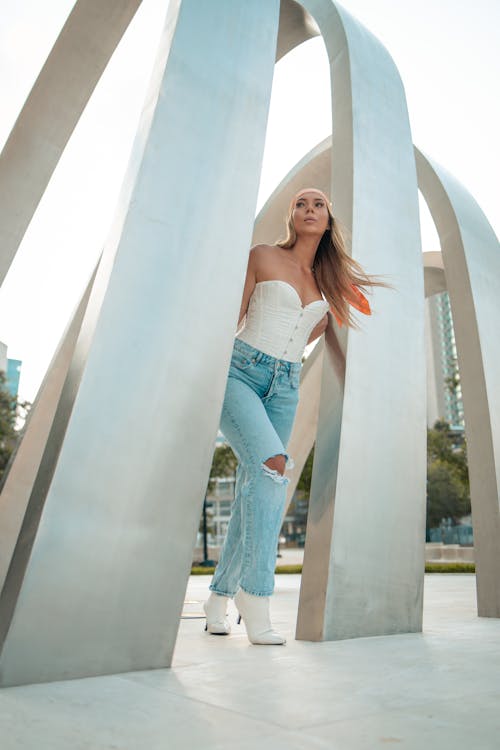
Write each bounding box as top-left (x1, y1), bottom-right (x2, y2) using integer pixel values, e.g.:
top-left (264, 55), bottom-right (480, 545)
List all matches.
top-left (276, 190), bottom-right (392, 328)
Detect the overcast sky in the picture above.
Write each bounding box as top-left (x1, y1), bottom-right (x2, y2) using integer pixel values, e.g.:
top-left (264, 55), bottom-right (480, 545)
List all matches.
top-left (0, 0), bottom-right (498, 402)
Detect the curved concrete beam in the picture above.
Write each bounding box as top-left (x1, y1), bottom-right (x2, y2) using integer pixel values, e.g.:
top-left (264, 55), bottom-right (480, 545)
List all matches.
top-left (423, 250), bottom-right (446, 297)
top-left (416, 147), bottom-right (500, 617)
top-left (277, 0), bottom-right (320, 60)
top-left (0, 0), bottom-right (280, 686)
top-left (0, 0), bottom-right (315, 685)
top-left (258, 126), bottom-right (500, 619)
top-left (0, 262), bottom-right (99, 595)
top-left (0, 0), bottom-right (317, 638)
top-left (266, 0), bottom-right (427, 643)
top-left (0, 0), bottom-right (143, 287)
top-left (0, 0), bottom-right (317, 289)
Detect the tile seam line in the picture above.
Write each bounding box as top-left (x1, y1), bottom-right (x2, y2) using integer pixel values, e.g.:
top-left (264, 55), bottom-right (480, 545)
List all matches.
top-left (119, 674), bottom-right (500, 732)
top-left (115, 672), bottom-right (339, 733)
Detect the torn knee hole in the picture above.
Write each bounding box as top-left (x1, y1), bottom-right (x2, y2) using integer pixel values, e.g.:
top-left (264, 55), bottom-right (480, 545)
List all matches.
top-left (262, 454), bottom-right (289, 485)
top-left (263, 454), bottom-right (286, 475)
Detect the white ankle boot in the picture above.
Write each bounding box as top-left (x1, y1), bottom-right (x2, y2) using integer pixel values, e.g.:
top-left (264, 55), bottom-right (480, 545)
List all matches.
top-left (234, 589), bottom-right (286, 645)
top-left (203, 592), bottom-right (231, 635)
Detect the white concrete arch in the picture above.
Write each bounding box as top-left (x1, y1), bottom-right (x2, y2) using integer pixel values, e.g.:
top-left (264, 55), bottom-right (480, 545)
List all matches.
top-left (0, 0), bottom-right (281, 686)
top-left (257, 134), bottom-right (500, 620)
top-left (0, 0), bottom-right (143, 287)
top-left (273, 1), bottom-right (426, 642)
top-left (416, 147), bottom-right (500, 617)
top-left (0, 0), bottom-right (495, 688)
top-left (0, 0), bottom-right (314, 629)
top-left (0, 261), bottom-right (99, 595)
top-left (0, 0), bottom-right (317, 288)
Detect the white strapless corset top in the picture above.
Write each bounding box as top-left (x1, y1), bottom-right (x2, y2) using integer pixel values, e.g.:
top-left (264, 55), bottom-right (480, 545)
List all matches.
top-left (235, 280), bottom-right (330, 362)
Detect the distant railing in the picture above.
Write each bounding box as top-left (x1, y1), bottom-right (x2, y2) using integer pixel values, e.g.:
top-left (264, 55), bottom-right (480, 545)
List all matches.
top-left (427, 524), bottom-right (473, 545)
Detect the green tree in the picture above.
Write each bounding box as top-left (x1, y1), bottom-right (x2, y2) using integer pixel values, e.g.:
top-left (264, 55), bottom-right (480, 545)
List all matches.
top-left (426, 460), bottom-right (469, 527)
top-left (0, 371), bottom-right (19, 482)
top-left (444, 355), bottom-right (461, 406)
top-left (427, 419), bottom-right (469, 485)
top-left (207, 444), bottom-right (237, 492)
top-left (427, 420), bottom-right (470, 528)
top-left (297, 445), bottom-right (314, 495)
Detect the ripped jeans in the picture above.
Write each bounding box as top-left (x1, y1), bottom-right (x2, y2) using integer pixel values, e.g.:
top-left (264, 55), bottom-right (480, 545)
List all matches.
top-left (209, 337), bottom-right (301, 598)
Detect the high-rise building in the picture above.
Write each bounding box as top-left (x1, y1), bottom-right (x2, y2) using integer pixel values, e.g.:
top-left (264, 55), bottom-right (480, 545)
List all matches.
top-left (6, 359), bottom-right (22, 399)
top-left (425, 291), bottom-right (464, 429)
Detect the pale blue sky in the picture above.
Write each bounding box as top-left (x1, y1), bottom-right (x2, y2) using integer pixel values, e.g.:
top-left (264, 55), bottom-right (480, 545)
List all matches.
top-left (0, 0), bottom-right (498, 401)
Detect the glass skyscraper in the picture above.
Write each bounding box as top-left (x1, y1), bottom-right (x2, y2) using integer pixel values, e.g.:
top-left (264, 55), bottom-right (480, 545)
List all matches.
top-left (426, 291), bottom-right (464, 428)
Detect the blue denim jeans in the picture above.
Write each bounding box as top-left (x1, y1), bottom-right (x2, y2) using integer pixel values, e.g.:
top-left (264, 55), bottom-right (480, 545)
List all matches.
top-left (209, 338), bottom-right (301, 598)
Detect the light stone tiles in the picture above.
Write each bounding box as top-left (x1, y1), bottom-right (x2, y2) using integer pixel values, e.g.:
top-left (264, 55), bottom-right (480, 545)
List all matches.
top-left (0, 675), bottom-right (292, 750)
top-left (0, 574), bottom-right (499, 750)
top-left (304, 691), bottom-right (500, 750)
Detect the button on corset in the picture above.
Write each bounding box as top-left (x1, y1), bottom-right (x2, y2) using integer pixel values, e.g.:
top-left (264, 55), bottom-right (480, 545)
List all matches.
top-left (235, 280), bottom-right (330, 362)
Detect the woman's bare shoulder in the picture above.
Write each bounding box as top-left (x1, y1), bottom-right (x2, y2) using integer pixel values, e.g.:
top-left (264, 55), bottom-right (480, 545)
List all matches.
top-left (249, 243), bottom-right (282, 271)
top-left (249, 243), bottom-right (278, 256)
top-left (249, 244), bottom-right (291, 281)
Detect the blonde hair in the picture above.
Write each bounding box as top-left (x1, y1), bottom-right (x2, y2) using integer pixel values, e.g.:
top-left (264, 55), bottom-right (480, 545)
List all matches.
top-left (276, 189), bottom-right (391, 328)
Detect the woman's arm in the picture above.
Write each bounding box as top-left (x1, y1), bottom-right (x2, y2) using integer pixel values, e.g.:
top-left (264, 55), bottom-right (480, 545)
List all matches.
top-left (306, 313), bottom-right (329, 345)
top-left (236, 246), bottom-right (262, 329)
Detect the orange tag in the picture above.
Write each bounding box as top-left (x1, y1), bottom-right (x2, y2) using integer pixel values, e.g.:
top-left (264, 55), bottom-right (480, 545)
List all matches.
top-left (330, 285), bottom-right (371, 327)
top-left (349, 284), bottom-right (371, 315)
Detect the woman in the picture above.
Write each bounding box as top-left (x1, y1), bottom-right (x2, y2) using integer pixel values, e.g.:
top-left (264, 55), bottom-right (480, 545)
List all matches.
top-left (204, 188), bottom-right (387, 645)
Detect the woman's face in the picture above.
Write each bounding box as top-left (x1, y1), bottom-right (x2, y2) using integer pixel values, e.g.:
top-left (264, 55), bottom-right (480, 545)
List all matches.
top-left (291, 191), bottom-right (330, 238)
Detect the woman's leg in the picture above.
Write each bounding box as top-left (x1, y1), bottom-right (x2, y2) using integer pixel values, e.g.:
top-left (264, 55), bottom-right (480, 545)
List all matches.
top-left (210, 374), bottom-right (292, 598)
top-left (263, 392), bottom-right (298, 466)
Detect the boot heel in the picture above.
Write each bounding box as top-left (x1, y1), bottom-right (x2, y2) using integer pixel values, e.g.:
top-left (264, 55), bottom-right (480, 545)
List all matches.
top-left (203, 592), bottom-right (231, 635)
top-left (234, 589), bottom-right (286, 645)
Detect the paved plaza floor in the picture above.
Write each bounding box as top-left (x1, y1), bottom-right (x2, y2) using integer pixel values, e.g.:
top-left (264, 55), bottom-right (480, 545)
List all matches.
top-left (1, 573), bottom-right (499, 749)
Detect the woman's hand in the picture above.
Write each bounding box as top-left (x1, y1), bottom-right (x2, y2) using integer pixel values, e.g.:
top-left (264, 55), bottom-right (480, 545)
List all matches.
top-left (306, 313), bottom-right (329, 345)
